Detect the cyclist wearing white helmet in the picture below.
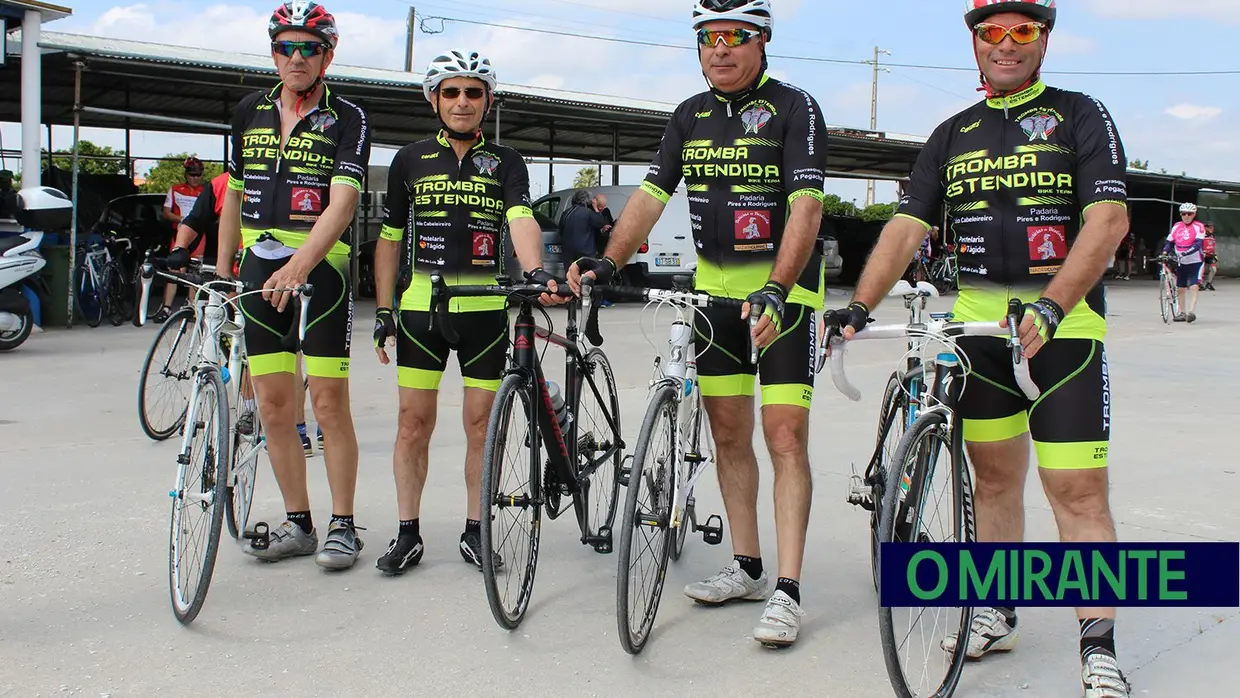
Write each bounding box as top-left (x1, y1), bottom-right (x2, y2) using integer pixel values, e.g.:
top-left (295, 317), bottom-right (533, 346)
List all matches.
top-left (829, 2), bottom-right (1132, 695)
top-left (371, 50), bottom-right (564, 575)
top-left (1162, 202), bottom-right (1207, 321)
top-left (570, 0), bottom-right (828, 648)
top-left (218, 1), bottom-right (372, 571)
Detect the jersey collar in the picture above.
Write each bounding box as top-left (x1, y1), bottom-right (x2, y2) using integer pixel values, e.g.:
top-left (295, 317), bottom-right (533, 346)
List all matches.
top-left (435, 129), bottom-right (487, 150)
top-left (264, 81), bottom-right (336, 115)
top-left (713, 73), bottom-right (770, 103)
top-left (985, 80), bottom-right (1046, 111)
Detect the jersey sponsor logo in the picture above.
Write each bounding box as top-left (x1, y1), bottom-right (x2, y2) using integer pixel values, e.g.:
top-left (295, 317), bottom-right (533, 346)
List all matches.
top-left (1100, 346), bottom-right (1111, 432)
top-left (1028, 225), bottom-right (1067, 261)
top-left (291, 187), bottom-right (323, 213)
top-left (472, 232), bottom-right (497, 265)
top-left (958, 244), bottom-right (986, 254)
top-left (695, 110), bottom-right (712, 119)
top-left (959, 235), bottom-right (985, 244)
top-left (734, 210), bottom-right (772, 251)
top-left (1019, 112), bottom-right (1060, 141)
top-left (960, 264), bottom-right (989, 276)
top-left (308, 111), bottom-right (337, 132)
top-left (961, 119), bottom-right (982, 133)
top-left (421, 152), bottom-right (439, 159)
top-left (472, 153), bottom-right (500, 176)
top-left (738, 99), bottom-right (777, 135)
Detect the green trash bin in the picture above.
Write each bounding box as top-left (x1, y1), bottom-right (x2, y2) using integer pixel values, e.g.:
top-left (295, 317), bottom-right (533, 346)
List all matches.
top-left (39, 244), bottom-right (72, 328)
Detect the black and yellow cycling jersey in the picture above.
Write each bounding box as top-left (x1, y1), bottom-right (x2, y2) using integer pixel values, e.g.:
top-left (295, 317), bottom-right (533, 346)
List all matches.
top-left (896, 80), bottom-right (1128, 341)
top-left (226, 82), bottom-right (371, 257)
top-left (380, 132), bottom-right (535, 313)
top-left (641, 75), bottom-right (828, 307)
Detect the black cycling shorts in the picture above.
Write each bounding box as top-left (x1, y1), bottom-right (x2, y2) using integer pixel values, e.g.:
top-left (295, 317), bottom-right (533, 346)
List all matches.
top-left (238, 250), bottom-right (353, 378)
top-left (396, 309), bottom-right (508, 391)
top-left (693, 302), bottom-right (816, 409)
top-left (957, 337), bottom-right (1110, 469)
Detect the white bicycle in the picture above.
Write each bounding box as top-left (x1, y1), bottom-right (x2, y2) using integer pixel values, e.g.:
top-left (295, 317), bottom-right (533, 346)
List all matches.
top-left (137, 254), bottom-right (312, 625)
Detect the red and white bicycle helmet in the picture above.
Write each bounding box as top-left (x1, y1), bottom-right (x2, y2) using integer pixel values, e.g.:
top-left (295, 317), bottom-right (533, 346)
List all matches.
top-left (183, 156), bottom-right (204, 174)
top-left (268, 1), bottom-right (339, 49)
top-left (693, 0), bottom-right (773, 39)
top-left (964, 0), bottom-right (1056, 32)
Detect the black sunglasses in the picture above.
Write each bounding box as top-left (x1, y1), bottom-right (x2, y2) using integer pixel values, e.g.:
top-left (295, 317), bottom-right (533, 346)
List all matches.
top-left (439, 86), bottom-right (487, 100)
top-left (271, 40), bottom-right (329, 59)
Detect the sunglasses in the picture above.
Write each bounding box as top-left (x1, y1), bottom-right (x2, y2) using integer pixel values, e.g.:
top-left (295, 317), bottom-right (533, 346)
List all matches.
top-left (973, 21), bottom-right (1046, 45)
top-left (271, 40), bottom-right (329, 59)
top-left (696, 27), bottom-right (763, 48)
top-left (439, 86), bottom-right (487, 100)
top-left (1182, 212), bottom-right (1196, 216)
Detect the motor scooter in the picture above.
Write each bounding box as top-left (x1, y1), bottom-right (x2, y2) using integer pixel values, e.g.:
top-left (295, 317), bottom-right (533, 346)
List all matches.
top-left (0, 186), bottom-right (73, 351)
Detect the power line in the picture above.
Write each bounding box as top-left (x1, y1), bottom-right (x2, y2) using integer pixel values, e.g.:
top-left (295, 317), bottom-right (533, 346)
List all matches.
top-left (417, 14), bottom-right (1240, 77)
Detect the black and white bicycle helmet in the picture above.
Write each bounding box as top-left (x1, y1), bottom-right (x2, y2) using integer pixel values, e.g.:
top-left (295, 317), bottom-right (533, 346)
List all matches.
top-left (422, 49), bottom-right (498, 104)
top-left (692, 0), bottom-right (774, 38)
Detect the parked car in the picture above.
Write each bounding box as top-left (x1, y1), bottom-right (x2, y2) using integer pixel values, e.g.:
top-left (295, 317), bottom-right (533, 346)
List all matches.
top-left (92, 193), bottom-right (170, 254)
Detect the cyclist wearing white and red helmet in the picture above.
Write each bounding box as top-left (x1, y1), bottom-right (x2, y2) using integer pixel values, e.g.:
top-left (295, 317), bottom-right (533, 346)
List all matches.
top-left (1162, 202), bottom-right (1206, 321)
top-left (217, 1), bottom-right (371, 571)
top-left (153, 156), bottom-right (206, 322)
top-left (830, 2), bottom-right (1132, 695)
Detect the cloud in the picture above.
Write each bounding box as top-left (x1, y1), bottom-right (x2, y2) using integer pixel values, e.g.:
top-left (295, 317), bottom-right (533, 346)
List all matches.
top-left (1085, 0), bottom-right (1240, 21)
top-left (1165, 104), bottom-right (1223, 121)
top-left (1048, 32), bottom-right (1096, 55)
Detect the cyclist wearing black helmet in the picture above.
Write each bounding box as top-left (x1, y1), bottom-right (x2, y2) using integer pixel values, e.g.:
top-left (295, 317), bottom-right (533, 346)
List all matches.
top-left (218, 1), bottom-right (371, 571)
top-left (829, 2), bottom-right (1131, 695)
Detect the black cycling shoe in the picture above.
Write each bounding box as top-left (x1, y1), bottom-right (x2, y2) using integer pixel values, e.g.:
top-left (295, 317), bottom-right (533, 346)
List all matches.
top-left (376, 535), bottom-right (424, 575)
top-left (460, 531), bottom-right (503, 570)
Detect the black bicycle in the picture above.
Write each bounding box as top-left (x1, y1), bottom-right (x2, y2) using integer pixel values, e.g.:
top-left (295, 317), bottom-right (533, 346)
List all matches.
top-left (824, 299), bottom-right (1039, 698)
top-left (427, 273), bottom-right (624, 630)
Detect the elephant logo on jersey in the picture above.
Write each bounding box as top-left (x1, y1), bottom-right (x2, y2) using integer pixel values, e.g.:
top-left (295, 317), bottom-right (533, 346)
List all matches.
top-left (740, 106), bottom-right (773, 134)
top-left (1020, 112), bottom-right (1059, 141)
top-left (472, 154), bottom-right (500, 176)
top-left (308, 112), bottom-right (336, 132)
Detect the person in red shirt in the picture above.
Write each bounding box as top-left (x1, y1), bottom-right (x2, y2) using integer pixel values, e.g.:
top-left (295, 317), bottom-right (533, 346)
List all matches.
top-left (1202, 222), bottom-right (1218, 291)
top-left (155, 157), bottom-right (207, 321)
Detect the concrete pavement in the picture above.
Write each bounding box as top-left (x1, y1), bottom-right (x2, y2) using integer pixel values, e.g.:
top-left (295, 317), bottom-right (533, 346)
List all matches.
top-left (0, 279), bottom-right (1235, 697)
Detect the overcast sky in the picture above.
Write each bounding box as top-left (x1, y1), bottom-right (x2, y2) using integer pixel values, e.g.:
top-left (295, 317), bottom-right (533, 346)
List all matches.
top-left (3, 0), bottom-right (1237, 204)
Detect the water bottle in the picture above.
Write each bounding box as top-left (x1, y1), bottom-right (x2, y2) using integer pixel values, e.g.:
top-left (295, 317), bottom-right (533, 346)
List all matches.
top-left (665, 320), bottom-right (692, 383)
top-left (546, 380), bottom-right (572, 432)
top-left (221, 366), bottom-right (231, 384)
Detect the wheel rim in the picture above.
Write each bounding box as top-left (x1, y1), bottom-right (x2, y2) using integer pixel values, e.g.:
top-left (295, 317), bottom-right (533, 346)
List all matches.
top-left (169, 378), bottom-right (223, 616)
top-left (622, 399), bottom-right (675, 648)
top-left (575, 354), bottom-right (621, 536)
top-left (141, 315), bottom-right (195, 439)
top-left (485, 384), bottom-right (540, 624)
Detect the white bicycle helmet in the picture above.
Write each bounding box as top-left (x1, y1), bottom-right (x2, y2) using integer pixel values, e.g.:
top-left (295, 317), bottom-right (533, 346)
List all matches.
top-left (422, 50), bottom-right (498, 103)
top-left (692, 0), bottom-right (774, 38)
top-left (1180, 203), bottom-right (1198, 214)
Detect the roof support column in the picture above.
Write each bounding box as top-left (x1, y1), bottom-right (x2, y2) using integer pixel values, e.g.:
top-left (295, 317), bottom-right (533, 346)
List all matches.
top-left (494, 102), bottom-right (501, 144)
top-left (67, 58), bottom-right (84, 328)
top-left (611, 126), bottom-right (619, 185)
top-left (20, 9), bottom-right (42, 187)
top-left (548, 122), bottom-right (555, 192)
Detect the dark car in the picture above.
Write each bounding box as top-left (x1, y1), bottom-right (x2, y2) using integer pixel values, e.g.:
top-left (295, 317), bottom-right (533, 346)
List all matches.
top-left (92, 193), bottom-right (172, 254)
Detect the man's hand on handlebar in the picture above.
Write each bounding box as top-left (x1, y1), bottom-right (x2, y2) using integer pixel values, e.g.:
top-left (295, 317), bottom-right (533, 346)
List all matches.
top-left (166, 247), bottom-right (191, 270)
top-left (1001, 296), bottom-right (1063, 360)
top-left (374, 307), bottom-right (397, 365)
top-left (567, 256), bottom-right (618, 296)
top-left (742, 281), bottom-right (788, 349)
top-left (826, 301), bottom-right (873, 341)
top-left (525, 268), bottom-right (571, 306)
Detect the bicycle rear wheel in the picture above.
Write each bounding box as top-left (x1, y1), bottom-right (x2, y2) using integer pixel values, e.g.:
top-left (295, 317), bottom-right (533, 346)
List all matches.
top-left (73, 262), bottom-right (103, 328)
top-left (479, 372), bottom-right (542, 630)
top-left (168, 367), bottom-right (230, 625)
top-left (868, 370), bottom-right (914, 592)
top-left (670, 384), bottom-right (708, 562)
top-left (138, 307), bottom-right (197, 441)
top-left (877, 410), bottom-right (971, 698)
top-left (226, 393), bottom-right (263, 540)
top-left (104, 261), bottom-right (133, 326)
top-left (616, 384), bottom-right (677, 654)
top-left (572, 347), bottom-right (622, 547)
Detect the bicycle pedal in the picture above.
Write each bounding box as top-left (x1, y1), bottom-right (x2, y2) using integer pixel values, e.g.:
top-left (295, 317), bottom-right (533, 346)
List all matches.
top-left (618, 455), bottom-right (634, 487)
top-left (589, 526), bottom-right (613, 554)
top-left (684, 452), bottom-right (704, 463)
top-left (699, 514), bottom-right (724, 545)
top-left (243, 521), bottom-right (271, 550)
top-left (847, 472), bottom-right (874, 509)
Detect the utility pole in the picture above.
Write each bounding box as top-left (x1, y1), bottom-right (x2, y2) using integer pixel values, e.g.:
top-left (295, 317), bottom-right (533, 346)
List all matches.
top-left (404, 7), bottom-right (416, 72)
top-left (865, 46), bottom-right (891, 208)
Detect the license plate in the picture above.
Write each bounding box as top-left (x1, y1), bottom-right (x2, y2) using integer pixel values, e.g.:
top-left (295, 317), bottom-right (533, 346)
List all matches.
top-left (655, 256), bottom-right (680, 267)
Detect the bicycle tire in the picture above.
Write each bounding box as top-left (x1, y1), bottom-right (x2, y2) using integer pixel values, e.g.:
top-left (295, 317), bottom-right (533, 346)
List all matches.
top-left (877, 409), bottom-right (970, 698)
top-left (104, 261), bottom-right (132, 326)
top-left (670, 384), bottom-right (705, 562)
top-left (1160, 273), bottom-right (1173, 324)
top-left (868, 371), bottom-right (911, 593)
top-left (226, 397), bottom-right (263, 540)
top-left (138, 307), bottom-right (196, 441)
top-left (572, 347), bottom-right (622, 541)
top-left (616, 384), bottom-right (677, 654)
top-left (73, 262), bottom-right (103, 328)
top-left (168, 367), bottom-right (230, 625)
top-left (479, 372), bottom-right (542, 630)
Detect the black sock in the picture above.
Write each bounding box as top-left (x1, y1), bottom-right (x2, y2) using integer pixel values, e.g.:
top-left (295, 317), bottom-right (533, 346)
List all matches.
top-left (287, 511), bottom-right (313, 534)
top-left (776, 577), bottom-right (800, 605)
top-left (1080, 618), bottom-right (1116, 660)
top-left (399, 518), bottom-right (419, 541)
top-left (734, 555), bottom-right (762, 580)
top-left (465, 519), bottom-right (481, 537)
top-left (330, 514), bottom-right (354, 528)
top-left (995, 606), bottom-right (1018, 628)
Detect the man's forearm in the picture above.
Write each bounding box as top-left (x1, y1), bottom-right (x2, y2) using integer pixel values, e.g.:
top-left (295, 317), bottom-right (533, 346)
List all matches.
top-left (162, 208), bottom-right (179, 224)
top-left (768, 197), bottom-right (822, 292)
top-left (375, 238), bottom-right (399, 309)
top-left (1043, 204), bottom-right (1128, 311)
top-left (174, 224), bottom-right (198, 250)
top-left (852, 216), bottom-right (930, 310)
top-left (510, 218), bottom-right (544, 273)
top-left (216, 189), bottom-right (242, 277)
top-left (601, 190), bottom-right (665, 265)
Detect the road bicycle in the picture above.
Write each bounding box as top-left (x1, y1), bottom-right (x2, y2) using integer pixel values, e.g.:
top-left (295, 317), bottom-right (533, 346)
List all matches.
top-left (586, 278), bottom-right (747, 654)
top-left (137, 255), bottom-right (311, 624)
top-left (426, 272), bottom-right (623, 631)
top-left (73, 233), bottom-right (134, 327)
top-left (823, 299), bottom-right (1039, 698)
top-left (1157, 255), bottom-right (1180, 324)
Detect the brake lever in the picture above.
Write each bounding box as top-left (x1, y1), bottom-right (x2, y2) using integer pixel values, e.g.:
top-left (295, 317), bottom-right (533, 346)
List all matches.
top-left (1006, 298), bottom-right (1024, 364)
top-left (297, 284), bottom-right (314, 343)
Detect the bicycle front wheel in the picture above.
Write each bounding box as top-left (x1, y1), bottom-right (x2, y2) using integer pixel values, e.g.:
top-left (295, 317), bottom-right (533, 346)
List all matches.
top-left (138, 307), bottom-right (196, 441)
top-left (479, 372), bottom-right (542, 630)
top-left (877, 410), bottom-right (971, 698)
top-left (615, 384), bottom-right (677, 655)
top-left (168, 367), bottom-right (230, 625)
top-left (1160, 273), bottom-right (1174, 324)
top-left (572, 347), bottom-right (622, 545)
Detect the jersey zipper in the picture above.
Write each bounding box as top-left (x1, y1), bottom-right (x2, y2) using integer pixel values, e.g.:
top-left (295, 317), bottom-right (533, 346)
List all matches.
top-left (997, 99), bottom-right (1009, 283)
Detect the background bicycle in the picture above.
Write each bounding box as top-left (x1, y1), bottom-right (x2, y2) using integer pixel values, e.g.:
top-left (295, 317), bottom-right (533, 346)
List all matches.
top-left (73, 233), bottom-right (137, 327)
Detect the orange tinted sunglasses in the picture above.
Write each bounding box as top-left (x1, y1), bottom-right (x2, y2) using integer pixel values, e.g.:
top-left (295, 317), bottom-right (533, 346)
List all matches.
top-left (973, 21), bottom-right (1046, 45)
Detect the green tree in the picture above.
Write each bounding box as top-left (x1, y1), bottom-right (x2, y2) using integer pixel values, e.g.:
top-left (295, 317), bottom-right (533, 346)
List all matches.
top-left (822, 193), bottom-right (858, 217)
top-left (1130, 158), bottom-right (1149, 171)
top-left (44, 140), bottom-right (129, 175)
top-left (141, 153), bottom-right (224, 194)
top-left (572, 166), bottom-right (599, 189)
top-left (859, 202), bottom-right (897, 222)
